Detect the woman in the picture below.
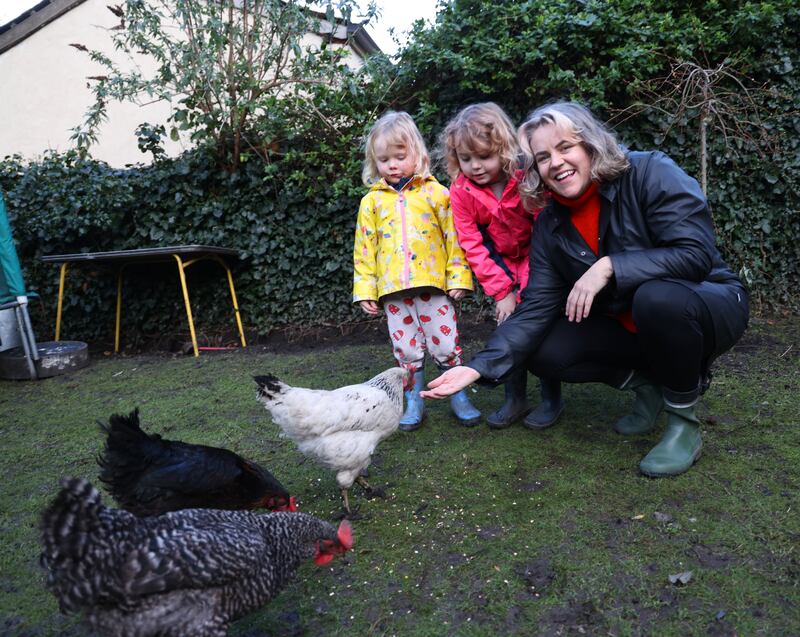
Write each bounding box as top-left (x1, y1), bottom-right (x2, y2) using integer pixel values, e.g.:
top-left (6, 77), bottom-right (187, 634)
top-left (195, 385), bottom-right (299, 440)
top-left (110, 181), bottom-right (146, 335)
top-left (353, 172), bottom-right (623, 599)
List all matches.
top-left (421, 101), bottom-right (749, 477)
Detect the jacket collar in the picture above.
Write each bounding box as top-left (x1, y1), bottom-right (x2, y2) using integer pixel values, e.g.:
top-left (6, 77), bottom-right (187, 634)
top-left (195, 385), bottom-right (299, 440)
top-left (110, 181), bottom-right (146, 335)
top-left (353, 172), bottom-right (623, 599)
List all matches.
top-left (370, 174), bottom-right (436, 193)
top-left (454, 170), bottom-right (524, 203)
top-left (548, 181), bottom-right (615, 249)
top-left (599, 178), bottom-right (619, 203)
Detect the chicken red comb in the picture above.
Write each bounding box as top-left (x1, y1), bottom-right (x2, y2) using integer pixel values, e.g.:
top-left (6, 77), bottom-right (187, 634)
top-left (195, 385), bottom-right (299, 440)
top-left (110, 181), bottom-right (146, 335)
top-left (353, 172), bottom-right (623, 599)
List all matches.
top-left (288, 496), bottom-right (297, 512)
top-left (337, 520), bottom-right (353, 550)
top-left (313, 520), bottom-right (354, 566)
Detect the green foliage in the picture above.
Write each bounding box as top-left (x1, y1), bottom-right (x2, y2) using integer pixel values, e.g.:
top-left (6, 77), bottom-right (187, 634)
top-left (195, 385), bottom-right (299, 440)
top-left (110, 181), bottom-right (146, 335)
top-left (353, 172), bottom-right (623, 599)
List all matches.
top-left (71, 0), bottom-right (376, 171)
top-left (394, 0), bottom-right (800, 312)
top-left (0, 0), bottom-right (796, 348)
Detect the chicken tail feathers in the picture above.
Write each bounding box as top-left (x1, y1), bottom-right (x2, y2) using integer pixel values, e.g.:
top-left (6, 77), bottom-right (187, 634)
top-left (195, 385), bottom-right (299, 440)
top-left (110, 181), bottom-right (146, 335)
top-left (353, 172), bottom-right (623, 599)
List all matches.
top-left (40, 479), bottom-right (130, 613)
top-left (40, 478), bottom-right (103, 567)
top-left (96, 408), bottom-right (160, 490)
top-left (98, 408), bottom-right (148, 447)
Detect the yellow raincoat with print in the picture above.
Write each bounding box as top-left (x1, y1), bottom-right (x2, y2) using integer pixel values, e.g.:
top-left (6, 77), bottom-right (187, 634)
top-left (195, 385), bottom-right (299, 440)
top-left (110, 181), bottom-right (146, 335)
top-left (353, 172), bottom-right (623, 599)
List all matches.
top-left (353, 175), bottom-right (473, 302)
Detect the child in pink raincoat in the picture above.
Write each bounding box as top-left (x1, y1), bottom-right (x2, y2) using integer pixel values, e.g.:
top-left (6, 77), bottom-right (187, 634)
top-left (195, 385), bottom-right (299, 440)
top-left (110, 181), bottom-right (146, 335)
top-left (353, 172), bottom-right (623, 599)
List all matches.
top-left (440, 103), bottom-right (564, 429)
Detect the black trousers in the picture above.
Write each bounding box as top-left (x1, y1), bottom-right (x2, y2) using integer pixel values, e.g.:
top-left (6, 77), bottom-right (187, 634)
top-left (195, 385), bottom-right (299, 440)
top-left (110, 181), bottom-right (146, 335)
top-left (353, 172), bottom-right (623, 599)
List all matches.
top-left (527, 280), bottom-right (716, 405)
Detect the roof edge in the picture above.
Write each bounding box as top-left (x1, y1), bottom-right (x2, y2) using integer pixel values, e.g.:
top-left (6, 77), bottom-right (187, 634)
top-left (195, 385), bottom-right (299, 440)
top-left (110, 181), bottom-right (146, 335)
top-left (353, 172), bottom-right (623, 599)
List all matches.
top-left (0, 0), bottom-right (89, 55)
top-left (0, 0), bottom-right (382, 58)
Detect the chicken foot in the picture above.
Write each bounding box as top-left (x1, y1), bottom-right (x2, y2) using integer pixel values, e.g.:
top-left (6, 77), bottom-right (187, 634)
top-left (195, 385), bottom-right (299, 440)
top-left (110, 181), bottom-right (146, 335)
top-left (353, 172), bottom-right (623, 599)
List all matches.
top-left (356, 475), bottom-right (385, 499)
top-left (337, 488), bottom-right (362, 520)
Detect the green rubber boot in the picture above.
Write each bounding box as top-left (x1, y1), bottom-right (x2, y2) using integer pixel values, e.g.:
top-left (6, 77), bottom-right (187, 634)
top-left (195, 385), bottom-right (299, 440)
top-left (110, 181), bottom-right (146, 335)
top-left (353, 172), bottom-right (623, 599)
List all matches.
top-left (639, 402), bottom-right (702, 477)
top-left (614, 372), bottom-right (663, 435)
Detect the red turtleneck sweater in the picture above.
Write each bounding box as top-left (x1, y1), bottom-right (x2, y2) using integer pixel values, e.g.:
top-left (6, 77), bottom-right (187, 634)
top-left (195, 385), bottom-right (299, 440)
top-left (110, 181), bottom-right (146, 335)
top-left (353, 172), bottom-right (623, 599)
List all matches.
top-left (551, 183), bottom-right (636, 333)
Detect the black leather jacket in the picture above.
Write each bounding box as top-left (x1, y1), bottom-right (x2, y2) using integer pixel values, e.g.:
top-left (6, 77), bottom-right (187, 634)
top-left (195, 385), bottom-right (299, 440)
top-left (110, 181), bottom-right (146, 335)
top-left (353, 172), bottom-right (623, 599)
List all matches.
top-left (468, 151), bottom-right (748, 384)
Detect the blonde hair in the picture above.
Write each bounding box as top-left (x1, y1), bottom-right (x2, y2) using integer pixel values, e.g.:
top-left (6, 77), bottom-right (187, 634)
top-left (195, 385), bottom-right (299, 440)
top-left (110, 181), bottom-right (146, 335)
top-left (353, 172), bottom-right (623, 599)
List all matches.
top-left (438, 102), bottom-right (519, 182)
top-left (362, 111), bottom-right (431, 186)
top-left (517, 101), bottom-right (630, 209)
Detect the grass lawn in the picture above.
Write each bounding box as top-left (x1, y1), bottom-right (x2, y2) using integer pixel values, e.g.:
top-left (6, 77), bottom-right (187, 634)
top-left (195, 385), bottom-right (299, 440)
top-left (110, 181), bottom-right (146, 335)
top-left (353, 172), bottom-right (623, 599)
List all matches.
top-left (1, 316), bottom-right (798, 636)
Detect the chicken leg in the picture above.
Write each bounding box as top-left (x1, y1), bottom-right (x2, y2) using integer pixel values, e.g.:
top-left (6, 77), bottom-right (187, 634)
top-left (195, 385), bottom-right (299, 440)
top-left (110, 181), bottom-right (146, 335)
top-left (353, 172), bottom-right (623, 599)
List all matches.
top-left (356, 475), bottom-right (385, 499)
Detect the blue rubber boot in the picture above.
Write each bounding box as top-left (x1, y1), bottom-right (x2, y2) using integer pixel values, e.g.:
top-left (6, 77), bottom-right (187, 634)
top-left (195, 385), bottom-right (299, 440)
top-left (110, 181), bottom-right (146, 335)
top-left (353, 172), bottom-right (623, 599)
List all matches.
top-left (450, 389), bottom-right (481, 427)
top-left (523, 378), bottom-right (564, 429)
top-left (399, 369), bottom-right (425, 432)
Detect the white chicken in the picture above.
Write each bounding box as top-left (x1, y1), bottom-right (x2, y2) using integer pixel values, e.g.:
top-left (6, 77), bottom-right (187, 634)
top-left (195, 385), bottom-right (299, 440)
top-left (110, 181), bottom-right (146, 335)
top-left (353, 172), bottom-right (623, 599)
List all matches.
top-left (254, 367), bottom-right (411, 516)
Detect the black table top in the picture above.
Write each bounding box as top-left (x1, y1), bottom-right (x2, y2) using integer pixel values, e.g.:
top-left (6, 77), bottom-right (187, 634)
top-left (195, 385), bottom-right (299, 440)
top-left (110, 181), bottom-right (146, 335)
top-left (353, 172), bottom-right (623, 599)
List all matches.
top-left (41, 245), bottom-right (240, 263)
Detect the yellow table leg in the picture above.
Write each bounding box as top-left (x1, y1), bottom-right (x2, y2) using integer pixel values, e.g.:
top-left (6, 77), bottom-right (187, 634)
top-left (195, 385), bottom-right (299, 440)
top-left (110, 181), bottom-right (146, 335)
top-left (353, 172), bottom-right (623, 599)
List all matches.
top-left (226, 266), bottom-right (247, 348)
top-left (54, 262), bottom-right (69, 341)
top-left (211, 255), bottom-right (247, 348)
top-left (114, 269), bottom-right (123, 353)
top-left (174, 254), bottom-right (199, 357)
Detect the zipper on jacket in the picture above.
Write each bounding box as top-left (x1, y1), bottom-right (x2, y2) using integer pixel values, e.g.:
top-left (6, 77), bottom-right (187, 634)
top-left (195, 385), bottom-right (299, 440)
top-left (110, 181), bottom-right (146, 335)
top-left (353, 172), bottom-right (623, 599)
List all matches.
top-left (398, 189), bottom-right (410, 289)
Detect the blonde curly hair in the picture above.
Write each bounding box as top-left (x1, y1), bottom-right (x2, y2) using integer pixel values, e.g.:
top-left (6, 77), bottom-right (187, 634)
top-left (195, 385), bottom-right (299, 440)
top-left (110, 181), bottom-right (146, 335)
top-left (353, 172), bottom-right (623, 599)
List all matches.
top-left (438, 102), bottom-right (519, 182)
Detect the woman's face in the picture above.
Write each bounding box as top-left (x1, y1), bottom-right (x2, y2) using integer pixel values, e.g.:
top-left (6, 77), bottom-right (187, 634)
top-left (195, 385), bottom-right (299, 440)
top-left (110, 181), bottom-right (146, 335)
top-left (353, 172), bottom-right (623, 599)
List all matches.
top-left (528, 122), bottom-right (593, 199)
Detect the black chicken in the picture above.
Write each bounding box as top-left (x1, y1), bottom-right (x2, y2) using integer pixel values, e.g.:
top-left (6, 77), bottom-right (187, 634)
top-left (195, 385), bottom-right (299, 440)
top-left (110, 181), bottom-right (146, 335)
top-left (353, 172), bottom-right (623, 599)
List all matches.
top-left (97, 408), bottom-right (295, 516)
top-left (40, 478), bottom-right (353, 637)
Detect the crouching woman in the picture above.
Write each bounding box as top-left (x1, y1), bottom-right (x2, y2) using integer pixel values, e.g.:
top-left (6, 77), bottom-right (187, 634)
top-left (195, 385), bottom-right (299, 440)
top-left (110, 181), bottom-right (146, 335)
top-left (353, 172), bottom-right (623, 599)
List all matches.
top-left (422, 101), bottom-right (749, 477)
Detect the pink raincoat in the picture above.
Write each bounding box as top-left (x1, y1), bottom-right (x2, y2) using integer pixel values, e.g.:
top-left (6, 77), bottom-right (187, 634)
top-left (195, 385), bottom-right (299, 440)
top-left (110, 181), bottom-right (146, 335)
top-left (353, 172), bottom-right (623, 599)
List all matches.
top-left (450, 170), bottom-right (540, 301)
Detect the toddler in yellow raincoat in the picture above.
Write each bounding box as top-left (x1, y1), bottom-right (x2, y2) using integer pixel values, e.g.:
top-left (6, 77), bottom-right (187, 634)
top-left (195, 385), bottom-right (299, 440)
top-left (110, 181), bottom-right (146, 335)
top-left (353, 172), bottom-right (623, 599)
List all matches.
top-left (353, 111), bottom-right (481, 430)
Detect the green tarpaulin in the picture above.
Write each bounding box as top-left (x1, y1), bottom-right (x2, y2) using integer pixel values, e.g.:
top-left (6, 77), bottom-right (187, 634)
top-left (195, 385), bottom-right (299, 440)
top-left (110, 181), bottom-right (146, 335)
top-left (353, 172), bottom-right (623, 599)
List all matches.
top-left (0, 191), bottom-right (28, 304)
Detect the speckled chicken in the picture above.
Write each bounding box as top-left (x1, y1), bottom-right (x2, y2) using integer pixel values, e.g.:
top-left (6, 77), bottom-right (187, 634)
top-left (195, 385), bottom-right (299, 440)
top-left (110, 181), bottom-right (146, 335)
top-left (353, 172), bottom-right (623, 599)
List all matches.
top-left (40, 478), bottom-right (352, 637)
top-left (254, 367), bottom-right (411, 516)
top-left (97, 409), bottom-right (295, 516)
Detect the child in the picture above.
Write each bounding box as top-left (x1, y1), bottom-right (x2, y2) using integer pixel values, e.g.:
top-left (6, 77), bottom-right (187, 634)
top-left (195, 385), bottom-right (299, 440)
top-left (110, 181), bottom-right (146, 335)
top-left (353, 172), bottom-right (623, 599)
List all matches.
top-left (439, 102), bottom-right (564, 429)
top-left (353, 111), bottom-right (481, 431)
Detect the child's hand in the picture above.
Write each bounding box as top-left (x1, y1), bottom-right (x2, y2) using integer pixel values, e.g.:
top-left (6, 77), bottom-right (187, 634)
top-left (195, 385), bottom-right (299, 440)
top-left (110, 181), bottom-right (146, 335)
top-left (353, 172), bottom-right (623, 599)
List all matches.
top-left (495, 292), bottom-right (517, 324)
top-left (447, 289), bottom-right (467, 301)
top-left (359, 300), bottom-right (381, 316)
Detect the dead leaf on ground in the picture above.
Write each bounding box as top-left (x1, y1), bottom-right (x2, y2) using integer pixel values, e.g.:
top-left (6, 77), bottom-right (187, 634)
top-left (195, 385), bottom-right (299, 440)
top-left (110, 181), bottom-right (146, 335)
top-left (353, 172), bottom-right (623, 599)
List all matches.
top-left (668, 571), bottom-right (693, 585)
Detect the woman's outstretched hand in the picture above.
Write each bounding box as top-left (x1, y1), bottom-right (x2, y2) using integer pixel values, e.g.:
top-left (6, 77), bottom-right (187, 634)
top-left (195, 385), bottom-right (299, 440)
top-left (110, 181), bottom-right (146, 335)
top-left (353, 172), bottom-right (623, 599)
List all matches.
top-left (420, 366), bottom-right (481, 399)
top-left (566, 256), bottom-right (614, 322)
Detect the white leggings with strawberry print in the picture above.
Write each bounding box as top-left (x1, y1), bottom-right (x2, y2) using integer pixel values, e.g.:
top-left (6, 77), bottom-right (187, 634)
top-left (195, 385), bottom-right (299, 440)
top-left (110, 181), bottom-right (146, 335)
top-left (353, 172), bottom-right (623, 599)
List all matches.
top-left (382, 287), bottom-right (463, 373)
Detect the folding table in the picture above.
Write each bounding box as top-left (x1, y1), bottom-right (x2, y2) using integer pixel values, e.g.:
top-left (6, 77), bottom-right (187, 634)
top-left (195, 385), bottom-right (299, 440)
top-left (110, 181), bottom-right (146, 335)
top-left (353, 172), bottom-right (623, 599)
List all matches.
top-left (41, 245), bottom-right (247, 357)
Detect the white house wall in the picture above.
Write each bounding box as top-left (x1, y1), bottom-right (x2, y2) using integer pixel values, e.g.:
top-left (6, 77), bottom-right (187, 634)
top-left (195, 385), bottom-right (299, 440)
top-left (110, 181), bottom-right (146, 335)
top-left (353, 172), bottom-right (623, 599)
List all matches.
top-left (0, 0), bottom-right (190, 167)
top-left (0, 0), bottom-right (372, 167)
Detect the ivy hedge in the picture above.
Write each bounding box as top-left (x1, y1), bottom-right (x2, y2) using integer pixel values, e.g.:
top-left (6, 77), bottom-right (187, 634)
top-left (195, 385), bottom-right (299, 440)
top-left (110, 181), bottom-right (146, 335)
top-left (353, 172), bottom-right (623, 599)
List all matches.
top-left (0, 146), bottom-right (370, 346)
top-left (1, 0), bottom-right (797, 347)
